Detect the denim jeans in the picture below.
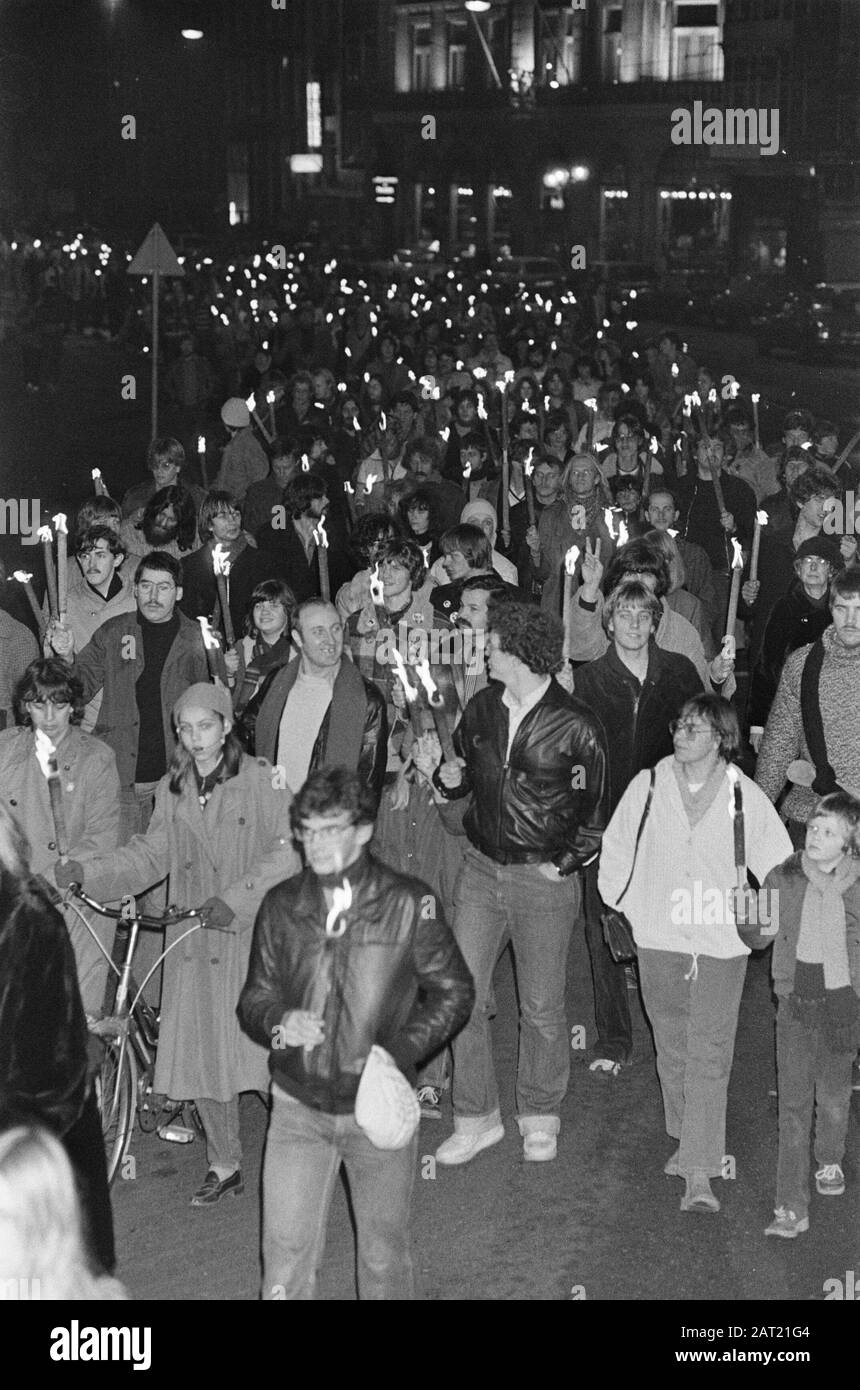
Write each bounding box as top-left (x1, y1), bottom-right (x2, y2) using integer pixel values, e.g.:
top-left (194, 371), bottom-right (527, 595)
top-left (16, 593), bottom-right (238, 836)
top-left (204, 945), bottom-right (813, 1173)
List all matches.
top-left (582, 859), bottom-right (633, 1064)
top-left (195, 1095), bottom-right (242, 1173)
top-left (449, 846), bottom-right (580, 1128)
top-left (775, 1001), bottom-right (854, 1219)
top-left (262, 1086), bottom-right (417, 1301)
top-left (637, 947), bottom-right (747, 1177)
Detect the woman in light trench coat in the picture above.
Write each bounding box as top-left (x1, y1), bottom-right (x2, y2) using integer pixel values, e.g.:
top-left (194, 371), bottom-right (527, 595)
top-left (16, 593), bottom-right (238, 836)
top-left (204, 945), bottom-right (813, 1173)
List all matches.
top-left (57, 682), bottom-right (300, 1207)
top-left (0, 658), bottom-right (121, 1016)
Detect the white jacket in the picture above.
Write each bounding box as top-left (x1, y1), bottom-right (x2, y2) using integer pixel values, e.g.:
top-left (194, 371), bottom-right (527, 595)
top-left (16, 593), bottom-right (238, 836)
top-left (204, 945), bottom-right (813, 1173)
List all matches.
top-left (598, 756), bottom-right (793, 960)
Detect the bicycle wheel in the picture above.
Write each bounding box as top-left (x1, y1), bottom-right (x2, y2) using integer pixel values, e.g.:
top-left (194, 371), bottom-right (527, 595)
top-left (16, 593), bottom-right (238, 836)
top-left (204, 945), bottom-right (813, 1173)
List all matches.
top-left (93, 1028), bottom-right (137, 1186)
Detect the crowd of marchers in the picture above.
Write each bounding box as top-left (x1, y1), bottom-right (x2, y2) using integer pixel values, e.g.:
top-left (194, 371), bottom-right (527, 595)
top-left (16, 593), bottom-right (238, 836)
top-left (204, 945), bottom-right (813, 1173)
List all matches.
top-left (1, 238), bottom-right (859, 1298)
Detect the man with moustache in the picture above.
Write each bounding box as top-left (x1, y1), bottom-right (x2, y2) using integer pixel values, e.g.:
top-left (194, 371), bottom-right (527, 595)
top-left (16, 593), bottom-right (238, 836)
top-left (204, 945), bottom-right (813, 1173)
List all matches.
top-left (48, 550), bottom-right (218, 842)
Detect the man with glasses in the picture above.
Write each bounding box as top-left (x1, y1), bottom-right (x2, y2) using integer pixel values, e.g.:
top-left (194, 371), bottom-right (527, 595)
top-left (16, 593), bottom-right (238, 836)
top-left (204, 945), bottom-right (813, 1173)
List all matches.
top-left (179, 490), bottom-right (273, 644)
top-left (571, 580), bottom-right (703, 1075)
top-left (120, 435), bottom-right (205, 523)
top-left (747, 537), bottom-right (843, 747)
top-left (49, 550), bottom-right (217, 843)
top-left (238, 767), bottom-right (474, 1299)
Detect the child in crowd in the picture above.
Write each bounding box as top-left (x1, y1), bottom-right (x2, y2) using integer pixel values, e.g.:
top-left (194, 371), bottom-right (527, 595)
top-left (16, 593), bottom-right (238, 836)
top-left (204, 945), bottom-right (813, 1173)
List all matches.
top-left (752, 793), bottom-right (860, 1238)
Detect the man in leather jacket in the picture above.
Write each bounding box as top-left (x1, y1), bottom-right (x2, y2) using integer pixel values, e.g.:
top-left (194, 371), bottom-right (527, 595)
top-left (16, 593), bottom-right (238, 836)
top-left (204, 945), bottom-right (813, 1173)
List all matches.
top-left (237, 768), bottom-right (474, 1300)
top-left (430, 601), bottom-right (606, 1166)
top-left (250, 599), bottom-right (388, 809)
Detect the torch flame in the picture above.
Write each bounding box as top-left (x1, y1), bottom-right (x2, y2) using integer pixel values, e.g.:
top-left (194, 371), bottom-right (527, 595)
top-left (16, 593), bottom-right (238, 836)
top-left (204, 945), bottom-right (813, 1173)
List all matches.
top-left (617, 518), bottom-right (629, 546)
top-left (13, 570), bottom-right (33, 583)
top-left (413, 657), bottom-right (442, 706)
top-left (391, 649), bottom-right (419, 703)
top-left (197, 616), bottom-right (221, 650)
top-left (245, 394), bottom-right (256, 411)
top-left (439, 427), bottom-right (450, 443)
top-left (584, 397), bottom-right (597, 413)
top-left (751, 392), bottom-right (761, 404)
top-left (524, 447), bottom-right (535, 477)
top-left (369, 563), bottom-right (384, 606)
top-left (755, 509), bottom-right (768, 526)
top-left (730, 537), bottom-right (744, 570)
top-left (91, 468), bottom-right (102, 481)
top-left (477, 397), bottom-right (487, 421)
top-left (212, 543), bottom-right (231, 577)
top-left (708, 388), bottom-right (717, 403)
top-left (472, 367), bottom-right (487, 380)
top-left (301, 454), bottom-right (310, 472)
top-left (564, 545), bottom-right (580, 576)
top-left (364, 473), bottom-right (378, 495)
top-left (197, 435), bottom-right (206, 454)
top-left (504, 370), bottom-right (516, 385)
top-left (649, 435), bottom-right (659, 454)
top-left (603, 507), bottom-right (617, 539)
top-left (671, 363), bottom-right (679, 378)
top-left (313, 517), bottom-right (329, 549)
top-left (34, 728), bottom-right (58, 779)
top-left (266, 390), bottom-right (276, 405)
top-left (51, 513), bottom-right (68, 534)
top-left (324, 879), bottom-right (352, 937)
top-left (344, 481), bottom-right (355, 495)
top-left (38, 526), bottom-right (53, 544)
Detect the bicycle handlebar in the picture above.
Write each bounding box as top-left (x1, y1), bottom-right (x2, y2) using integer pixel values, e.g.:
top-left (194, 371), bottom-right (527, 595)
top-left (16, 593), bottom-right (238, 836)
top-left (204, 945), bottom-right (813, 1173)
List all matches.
top-left (65, 884), bottom-right (234, 933)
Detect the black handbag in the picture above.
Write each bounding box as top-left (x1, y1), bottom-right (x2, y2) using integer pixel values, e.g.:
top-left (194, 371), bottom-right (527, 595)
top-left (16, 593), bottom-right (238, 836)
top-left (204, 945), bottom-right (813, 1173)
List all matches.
top-left (600, 768), bottom-right (655, 964)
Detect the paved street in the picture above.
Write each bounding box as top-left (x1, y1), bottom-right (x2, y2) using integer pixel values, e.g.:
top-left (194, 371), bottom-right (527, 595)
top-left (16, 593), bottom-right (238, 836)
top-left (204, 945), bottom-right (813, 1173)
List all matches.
top-left (111, 924), bottom-right (858, 1302)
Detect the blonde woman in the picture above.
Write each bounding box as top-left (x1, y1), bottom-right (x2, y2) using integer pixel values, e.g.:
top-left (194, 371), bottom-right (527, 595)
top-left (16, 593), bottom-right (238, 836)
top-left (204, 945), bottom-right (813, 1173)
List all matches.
top-left (0, 1128), bottom-right (126, 1300)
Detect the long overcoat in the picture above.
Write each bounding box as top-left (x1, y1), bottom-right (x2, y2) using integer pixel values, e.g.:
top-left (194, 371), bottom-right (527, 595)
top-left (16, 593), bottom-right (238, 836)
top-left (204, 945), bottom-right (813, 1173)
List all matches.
top-left (80, 754), bottom-right (299, 1101)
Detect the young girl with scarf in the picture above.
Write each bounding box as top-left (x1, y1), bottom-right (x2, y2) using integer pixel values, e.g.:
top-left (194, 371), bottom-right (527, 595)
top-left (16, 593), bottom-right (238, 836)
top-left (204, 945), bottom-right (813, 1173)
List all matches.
top-left (750, 793), bottom-right (860, 1238)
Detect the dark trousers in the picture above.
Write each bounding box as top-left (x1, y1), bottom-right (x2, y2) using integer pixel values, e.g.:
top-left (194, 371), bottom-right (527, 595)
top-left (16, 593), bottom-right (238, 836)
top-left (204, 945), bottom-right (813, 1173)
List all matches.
top-left (64, 1090), bottom-right (116, 1274)
top-left (582, 860), bottom-right (633, 1063)
top-left (775, 1001), bottom-right (854, 1219)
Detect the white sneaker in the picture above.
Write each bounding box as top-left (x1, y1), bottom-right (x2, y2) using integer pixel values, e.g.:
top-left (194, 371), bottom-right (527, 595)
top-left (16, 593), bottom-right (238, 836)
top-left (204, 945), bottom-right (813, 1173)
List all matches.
top-left (435, 1124), bottom-right (504, 1166)
top-left (523, 1130), bottom-right (557, 1162)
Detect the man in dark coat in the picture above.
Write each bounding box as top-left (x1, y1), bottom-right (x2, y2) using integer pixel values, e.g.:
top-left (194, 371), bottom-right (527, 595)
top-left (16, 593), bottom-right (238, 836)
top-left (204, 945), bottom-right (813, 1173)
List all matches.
top-left (251, 599), bottom-right (388, 809)
top-left (572, 578), bottom-right (704, 1073)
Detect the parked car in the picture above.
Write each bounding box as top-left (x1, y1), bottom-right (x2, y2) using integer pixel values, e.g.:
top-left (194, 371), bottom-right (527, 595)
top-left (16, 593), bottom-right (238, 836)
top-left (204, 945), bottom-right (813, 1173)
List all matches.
top-left (709, 273), bottom-right (786, 331)
top-left (751, 283), bottom-right (860, 360)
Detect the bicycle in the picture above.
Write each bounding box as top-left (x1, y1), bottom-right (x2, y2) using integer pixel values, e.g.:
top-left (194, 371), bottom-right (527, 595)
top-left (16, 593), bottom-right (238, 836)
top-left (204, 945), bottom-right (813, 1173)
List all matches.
top-left (63, 884), bottom-right (232, 1185)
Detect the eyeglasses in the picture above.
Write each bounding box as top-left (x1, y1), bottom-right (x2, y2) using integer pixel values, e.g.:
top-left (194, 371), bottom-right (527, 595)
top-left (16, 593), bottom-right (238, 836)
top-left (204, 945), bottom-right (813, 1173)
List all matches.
top-left (295, 820), bottom-right (356, 843)
top-left (669, 719), bottom-right (714, 737)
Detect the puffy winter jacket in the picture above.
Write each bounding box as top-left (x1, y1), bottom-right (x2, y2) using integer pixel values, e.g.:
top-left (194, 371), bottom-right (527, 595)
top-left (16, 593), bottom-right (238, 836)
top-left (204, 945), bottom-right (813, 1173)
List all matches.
top-left (436, 678), bottom-right (606, 876)
top-left (237, 851), bottom-right (475, 1113)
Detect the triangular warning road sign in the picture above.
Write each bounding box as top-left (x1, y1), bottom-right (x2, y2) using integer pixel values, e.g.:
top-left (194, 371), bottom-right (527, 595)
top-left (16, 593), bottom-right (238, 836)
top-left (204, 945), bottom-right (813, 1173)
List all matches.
top-left (127, 222), bottom-right (185, 277)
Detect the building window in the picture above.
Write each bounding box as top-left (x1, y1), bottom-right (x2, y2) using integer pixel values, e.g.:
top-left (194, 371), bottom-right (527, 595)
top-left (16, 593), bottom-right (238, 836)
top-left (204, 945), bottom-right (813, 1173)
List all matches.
top-left (306, 82), bottom-right (322, 149)
top-left (447, 20), bottom-right (467, 88)
top-left (412, 23), bottom-right (432, 92)
top-left (539, 7), bottom-right (585, 87)
top-left (672, 4), bottom-right (724, 81)
top-left (602, 6), bottom-right (623, 83)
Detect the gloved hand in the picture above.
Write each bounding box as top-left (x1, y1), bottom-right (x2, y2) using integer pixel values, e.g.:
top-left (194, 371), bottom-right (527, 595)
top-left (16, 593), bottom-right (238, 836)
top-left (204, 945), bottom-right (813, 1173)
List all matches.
top-left (54, 860), bottom-right (85, 891)
top-left (199, 896), bottom-right (235, 931)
